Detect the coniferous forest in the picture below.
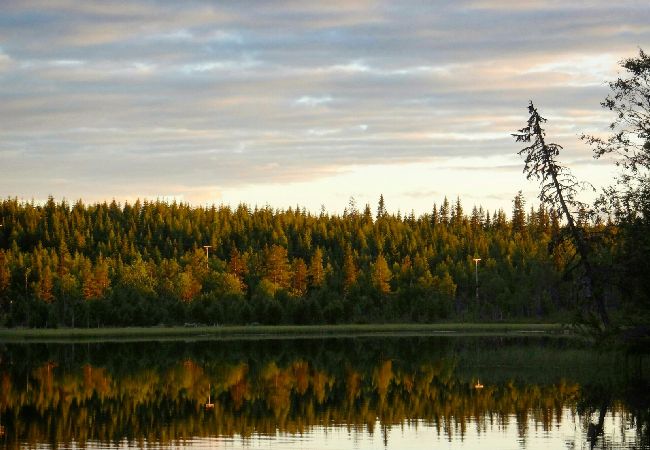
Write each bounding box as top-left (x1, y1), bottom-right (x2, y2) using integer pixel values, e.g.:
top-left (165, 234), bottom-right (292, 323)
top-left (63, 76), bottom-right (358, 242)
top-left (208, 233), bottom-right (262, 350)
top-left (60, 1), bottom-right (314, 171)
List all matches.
top-left (0, 194), bottom-right (627, 328)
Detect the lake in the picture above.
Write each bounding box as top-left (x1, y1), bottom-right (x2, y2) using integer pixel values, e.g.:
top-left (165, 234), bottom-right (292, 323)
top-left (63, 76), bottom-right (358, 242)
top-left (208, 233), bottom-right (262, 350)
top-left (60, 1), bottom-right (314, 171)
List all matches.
top-left (0, 335), bottom-right (648, 449)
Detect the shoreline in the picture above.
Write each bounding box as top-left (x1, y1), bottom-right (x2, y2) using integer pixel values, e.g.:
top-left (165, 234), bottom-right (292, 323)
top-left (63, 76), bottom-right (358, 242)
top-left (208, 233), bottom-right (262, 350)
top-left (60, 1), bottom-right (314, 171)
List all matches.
top-left (0, 323), bottom-right (568, 343)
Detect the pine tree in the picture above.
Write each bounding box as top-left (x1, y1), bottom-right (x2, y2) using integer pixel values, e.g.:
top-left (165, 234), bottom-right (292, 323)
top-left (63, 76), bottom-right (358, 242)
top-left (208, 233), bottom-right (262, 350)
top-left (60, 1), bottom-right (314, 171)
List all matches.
top-left (439, 197), bottom-right (450, 225)
top-left (228, 248), bottom-right (247, 291)
top-left (0, 251), bottom-right (10, 298)
top-left (514, 101), bottom-right (609, 327)
top-left (363, 204), bottom-right (373, 224)
top-left (346, 197), bottom-right (358, 217)
top-left (372, 254), bottom-right (392, 294)
top-left (470, 206), bottom-right (482, 230)
top-left (291, 258), bottom-right (308, 297)
top-left (451, 197), bottom-right (464, 228)
top-left (342, 247), bottom-right (357, 295)
top-left (178, 270), bottom-right (201, 302)
top-left (37, 266), bottom-right (54, 303)
top-left (264, 245), bottom-right (290, 288)
top-left (512, 191), bottom-right (526, 234)
top-left (309, 248), bottom-right (325, 288)
top-left (376, 194), bottom-right (387, 219)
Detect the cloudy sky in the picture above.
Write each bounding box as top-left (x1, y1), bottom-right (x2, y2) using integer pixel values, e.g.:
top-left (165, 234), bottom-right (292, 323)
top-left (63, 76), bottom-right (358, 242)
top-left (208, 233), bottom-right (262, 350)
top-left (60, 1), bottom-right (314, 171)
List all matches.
top-left (1, 1), bottom-right (648, 215)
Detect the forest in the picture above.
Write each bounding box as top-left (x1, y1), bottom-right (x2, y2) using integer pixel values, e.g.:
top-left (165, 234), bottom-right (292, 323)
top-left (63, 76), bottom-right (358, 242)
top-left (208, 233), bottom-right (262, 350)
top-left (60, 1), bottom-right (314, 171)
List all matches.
top-left (0, 194), bottom-right (625, 327)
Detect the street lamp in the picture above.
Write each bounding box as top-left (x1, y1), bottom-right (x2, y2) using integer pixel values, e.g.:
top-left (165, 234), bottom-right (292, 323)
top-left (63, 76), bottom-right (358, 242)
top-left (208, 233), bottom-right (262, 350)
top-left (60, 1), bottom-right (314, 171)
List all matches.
top-left (472, 258), bottom-right (481, 300)
top-left (203, 245), bottom-right (212, 269)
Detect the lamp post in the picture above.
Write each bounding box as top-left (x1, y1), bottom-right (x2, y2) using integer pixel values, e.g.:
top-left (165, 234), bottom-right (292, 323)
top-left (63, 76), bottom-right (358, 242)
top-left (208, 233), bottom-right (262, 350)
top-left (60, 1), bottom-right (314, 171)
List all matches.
top-left (472, 258), bottom-right (481, 301)
top-left (473, 258), bottom-right (481, 321)
top-left (203, 245), bottom-right (212, 269)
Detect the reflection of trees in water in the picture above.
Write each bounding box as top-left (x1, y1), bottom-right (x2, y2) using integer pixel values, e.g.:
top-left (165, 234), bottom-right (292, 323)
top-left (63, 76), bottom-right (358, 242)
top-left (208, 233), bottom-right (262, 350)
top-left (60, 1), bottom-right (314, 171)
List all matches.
top-left (0, 358), bottom-right (644, 448)
top-left (578, 380), bottom-right (650, 449)
top-left (0, 338), bottom-right (647, 448)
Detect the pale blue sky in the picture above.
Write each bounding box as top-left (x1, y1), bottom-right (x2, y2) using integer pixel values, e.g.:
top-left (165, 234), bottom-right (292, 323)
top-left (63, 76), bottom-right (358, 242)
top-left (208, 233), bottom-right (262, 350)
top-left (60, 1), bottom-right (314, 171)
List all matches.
top-left (1, 0), bottom-right (647, 214)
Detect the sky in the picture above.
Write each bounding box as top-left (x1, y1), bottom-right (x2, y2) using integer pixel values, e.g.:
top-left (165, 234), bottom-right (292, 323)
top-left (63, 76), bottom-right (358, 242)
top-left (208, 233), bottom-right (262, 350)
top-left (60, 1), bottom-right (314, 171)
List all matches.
top-left (1, 0), bottom-right (648, 216)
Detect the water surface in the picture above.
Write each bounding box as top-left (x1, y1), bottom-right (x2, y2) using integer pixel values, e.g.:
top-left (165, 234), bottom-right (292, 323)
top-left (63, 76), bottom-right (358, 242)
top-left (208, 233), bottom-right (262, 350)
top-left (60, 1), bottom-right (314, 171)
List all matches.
top-left (0, 336), bottom-right (647, 449)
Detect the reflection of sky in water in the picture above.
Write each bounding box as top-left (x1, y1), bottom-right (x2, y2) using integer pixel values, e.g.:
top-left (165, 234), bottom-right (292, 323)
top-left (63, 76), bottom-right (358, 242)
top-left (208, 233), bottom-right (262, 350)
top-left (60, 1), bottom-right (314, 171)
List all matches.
top-left (53, 411), bottom-right (639, 449)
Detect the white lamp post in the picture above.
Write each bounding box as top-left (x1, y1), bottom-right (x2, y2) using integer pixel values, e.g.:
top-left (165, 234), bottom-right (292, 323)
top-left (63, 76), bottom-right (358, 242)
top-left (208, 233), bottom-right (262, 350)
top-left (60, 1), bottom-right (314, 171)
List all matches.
top-left (203, 245), bottom-right (212, 269)
top-left (473, 258), bottom-right (481, 301)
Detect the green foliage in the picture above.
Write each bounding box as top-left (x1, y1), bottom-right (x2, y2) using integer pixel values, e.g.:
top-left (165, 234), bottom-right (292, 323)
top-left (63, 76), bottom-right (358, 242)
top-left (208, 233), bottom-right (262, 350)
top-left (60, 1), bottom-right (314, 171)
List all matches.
top-left (585, 49), bottom-right (650, 216)
top-left (582, 49), bottom-right (650, 331)
top-left (0, 195), bottom-right (616, 327)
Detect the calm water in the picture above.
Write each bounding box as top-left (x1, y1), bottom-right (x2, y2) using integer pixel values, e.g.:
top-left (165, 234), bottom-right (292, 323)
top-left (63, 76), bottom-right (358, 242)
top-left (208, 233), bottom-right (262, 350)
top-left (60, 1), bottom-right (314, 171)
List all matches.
top-left (0, 335), bottom-right (648, 449)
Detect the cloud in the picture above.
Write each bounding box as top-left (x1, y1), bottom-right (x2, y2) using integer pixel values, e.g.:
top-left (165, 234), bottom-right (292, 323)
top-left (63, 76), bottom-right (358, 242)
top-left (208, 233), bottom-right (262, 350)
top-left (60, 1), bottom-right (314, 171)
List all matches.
top-left (0, 0), bottom-right (646, 213)
top-left (294, 95), bottom-right (333, 106)
top-left (181, 57), bottom-right (260, 74)
top-left (0, 46), bottom-right (12, 71)
top-left (402, 189), bottom-right (441, 199)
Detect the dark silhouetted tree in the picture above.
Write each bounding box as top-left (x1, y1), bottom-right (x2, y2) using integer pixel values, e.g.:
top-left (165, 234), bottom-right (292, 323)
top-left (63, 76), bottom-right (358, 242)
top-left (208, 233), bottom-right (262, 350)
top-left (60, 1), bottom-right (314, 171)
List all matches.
top-left (512, 191), bottom-right (526, 235)
top-left (376, 195), bottom-right (387, 219)
top-left (513, 102), bottom-right (609, 328)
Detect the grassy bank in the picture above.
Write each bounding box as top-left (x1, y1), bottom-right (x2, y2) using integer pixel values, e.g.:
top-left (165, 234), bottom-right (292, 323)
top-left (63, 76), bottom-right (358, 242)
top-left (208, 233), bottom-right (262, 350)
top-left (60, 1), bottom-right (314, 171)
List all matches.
top-left (0, 323), bottom-right (568, 343)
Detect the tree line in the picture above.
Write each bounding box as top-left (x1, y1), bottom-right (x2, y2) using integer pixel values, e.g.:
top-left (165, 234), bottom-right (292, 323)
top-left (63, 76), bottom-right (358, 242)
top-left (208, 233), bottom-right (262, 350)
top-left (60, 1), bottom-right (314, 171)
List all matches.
top-left (0, 193), bottom-right (612, 327)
